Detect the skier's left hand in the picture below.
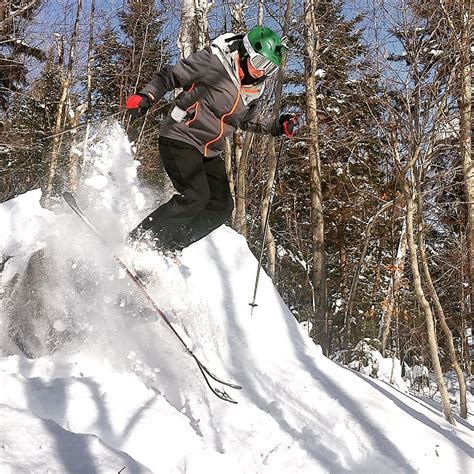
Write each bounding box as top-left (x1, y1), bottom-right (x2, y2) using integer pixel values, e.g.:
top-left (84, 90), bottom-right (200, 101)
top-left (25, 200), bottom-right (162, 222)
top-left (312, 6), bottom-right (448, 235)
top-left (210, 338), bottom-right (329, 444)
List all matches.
top-left (278, 114), bottom-right (298, 138)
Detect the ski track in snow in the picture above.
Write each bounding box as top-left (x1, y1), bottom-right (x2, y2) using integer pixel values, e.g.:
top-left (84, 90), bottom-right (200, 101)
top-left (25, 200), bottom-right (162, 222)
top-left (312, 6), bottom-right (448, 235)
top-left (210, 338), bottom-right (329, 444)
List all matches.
top-left (0, 123), bottom-right (472, 473)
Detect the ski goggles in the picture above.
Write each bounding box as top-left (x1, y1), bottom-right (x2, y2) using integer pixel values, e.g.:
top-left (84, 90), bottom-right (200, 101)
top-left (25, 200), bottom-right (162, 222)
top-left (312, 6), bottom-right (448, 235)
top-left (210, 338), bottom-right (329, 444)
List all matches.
top-left (243, 35), bottom-right (285, 76)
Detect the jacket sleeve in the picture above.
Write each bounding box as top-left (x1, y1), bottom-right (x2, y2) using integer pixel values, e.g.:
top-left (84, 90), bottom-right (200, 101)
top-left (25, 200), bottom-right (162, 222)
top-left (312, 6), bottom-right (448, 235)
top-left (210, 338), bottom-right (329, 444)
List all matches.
top-left (240, 103), bottom-right (280, 136)
top-left (140, 48), bottom-right (211, 100)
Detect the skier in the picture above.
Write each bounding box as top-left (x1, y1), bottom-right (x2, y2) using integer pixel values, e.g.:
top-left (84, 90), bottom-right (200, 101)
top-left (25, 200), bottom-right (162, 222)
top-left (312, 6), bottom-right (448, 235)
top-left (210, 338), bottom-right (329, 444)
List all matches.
top-left (126, 26), bottom-right (297, 253)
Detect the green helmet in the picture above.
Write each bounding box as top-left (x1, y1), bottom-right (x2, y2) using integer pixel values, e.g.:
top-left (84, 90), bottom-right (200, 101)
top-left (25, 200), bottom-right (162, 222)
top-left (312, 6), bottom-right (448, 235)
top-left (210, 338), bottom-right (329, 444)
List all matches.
top-left (242, 26), bottom-right (287, 76)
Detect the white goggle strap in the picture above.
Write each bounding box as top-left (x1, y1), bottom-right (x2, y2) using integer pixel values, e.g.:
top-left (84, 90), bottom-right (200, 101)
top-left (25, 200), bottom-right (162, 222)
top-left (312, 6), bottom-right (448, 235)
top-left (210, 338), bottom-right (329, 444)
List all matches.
top-left (243, 35), bottom-right (256, 58)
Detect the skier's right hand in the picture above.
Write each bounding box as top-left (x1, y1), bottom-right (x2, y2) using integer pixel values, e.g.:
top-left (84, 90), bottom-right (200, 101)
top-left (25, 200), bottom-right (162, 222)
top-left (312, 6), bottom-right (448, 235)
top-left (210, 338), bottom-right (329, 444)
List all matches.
top-left (278, 114), bottom-right (298, 138)
top-left (126, 93), bottom-right (153, 118)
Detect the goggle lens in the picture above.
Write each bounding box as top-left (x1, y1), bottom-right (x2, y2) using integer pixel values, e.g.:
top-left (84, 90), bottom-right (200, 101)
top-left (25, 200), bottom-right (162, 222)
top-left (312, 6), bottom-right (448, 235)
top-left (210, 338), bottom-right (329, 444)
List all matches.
top-left (249, 54), bottom-right (278, 76)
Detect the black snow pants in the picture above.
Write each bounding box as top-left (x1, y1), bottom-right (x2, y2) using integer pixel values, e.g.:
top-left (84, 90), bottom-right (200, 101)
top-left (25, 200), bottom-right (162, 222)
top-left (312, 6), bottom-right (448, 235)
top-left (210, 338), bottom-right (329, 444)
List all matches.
top-left (134, 137), bottom-right (234, 251)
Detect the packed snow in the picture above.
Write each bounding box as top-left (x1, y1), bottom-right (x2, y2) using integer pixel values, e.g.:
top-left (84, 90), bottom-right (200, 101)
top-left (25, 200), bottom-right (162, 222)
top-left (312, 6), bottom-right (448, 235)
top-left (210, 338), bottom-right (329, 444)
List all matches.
top-left (0, 123), bottom-right (472, 473)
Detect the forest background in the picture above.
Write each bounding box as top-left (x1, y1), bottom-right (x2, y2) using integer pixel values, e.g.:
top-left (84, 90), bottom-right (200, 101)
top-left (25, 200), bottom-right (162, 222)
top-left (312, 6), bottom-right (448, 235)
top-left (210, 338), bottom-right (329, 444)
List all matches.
top-left (0, 0), bottom-right (472, 424)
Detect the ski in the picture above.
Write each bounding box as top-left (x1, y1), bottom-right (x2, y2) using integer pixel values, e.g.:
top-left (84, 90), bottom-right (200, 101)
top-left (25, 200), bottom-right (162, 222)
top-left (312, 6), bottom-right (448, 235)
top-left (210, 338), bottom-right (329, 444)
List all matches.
top-left (63, 191), bottom-right (241, 403)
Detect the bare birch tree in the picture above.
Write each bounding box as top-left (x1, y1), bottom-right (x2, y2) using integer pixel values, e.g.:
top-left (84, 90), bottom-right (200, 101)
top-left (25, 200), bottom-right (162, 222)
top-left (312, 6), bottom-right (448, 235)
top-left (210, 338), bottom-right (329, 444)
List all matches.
top-left (67, 0), bottom-right (95, 191)
top-left (380, 220), bottom-right (407, 355)
top-left (178, 0), bottom-right (210, 58)
top-left (178, 0), bottom-right (197, 58)
top-left (385, 58), bottom-right (457, 424)
top-left (44, 0), bottom-right (83, 203)
top-left (304, 0), bottom-right (328, 353)
top-left (414, 169), bottom-right (467, 419)
top-left (229, 0), bottom-right (249, 234)
top-left (260, 0), bottom-right (292, 280)
top-left (80, 0), bottom-right (95, 175)
top-left (456, 1), bottom-right (473, 371)
top-left (401, 167), bottom-right (455, 425)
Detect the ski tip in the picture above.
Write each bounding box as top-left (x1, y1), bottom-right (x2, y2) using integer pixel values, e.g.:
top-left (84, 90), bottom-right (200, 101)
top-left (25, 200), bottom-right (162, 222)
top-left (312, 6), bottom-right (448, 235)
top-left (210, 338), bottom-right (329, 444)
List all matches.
top-left (216, 389), bottom-right (238, 404)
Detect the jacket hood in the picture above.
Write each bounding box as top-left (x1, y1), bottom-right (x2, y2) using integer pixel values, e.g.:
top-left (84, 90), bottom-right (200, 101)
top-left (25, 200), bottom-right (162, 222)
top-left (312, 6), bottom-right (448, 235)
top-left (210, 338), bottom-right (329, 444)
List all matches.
top-left (210, 33), bottom-right (266, 106)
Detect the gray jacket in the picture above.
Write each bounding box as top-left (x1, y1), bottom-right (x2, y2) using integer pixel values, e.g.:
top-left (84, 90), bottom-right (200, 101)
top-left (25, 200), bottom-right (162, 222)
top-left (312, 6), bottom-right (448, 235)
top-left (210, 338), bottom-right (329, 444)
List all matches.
top-left (141, 33), bottom-right (280, 158)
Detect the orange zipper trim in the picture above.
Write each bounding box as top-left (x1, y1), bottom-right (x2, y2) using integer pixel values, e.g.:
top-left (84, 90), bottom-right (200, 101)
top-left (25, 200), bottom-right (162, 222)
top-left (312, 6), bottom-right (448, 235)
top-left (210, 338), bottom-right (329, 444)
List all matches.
top-left (241, 86), bottom-right (259, 93)
top-left (203, 90), bottom-right (241, 157)
top-left (185, 102), bottom-right (200, 126)
top-left (237, 54), bottom-right (245, 82)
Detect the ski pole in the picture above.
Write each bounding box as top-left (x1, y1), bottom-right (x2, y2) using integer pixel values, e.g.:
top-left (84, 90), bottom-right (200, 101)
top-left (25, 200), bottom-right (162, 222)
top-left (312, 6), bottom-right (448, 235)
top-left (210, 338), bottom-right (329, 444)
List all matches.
top-left (249, 138), bottom-right (285, 314)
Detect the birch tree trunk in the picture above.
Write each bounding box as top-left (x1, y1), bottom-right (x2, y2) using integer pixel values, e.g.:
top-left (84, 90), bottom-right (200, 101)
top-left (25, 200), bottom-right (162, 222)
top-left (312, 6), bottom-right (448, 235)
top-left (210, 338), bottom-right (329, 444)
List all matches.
top-left (230, 0), bottom-right (248, 32)
top-left (380, 220), bottom-right (407, 355)
top-left (178, 0), bottom-right (196, 58)
top-left (194, 0), bottom-right (210, 50)
top-left (67, 104), bottom-right (87, 190)
top-left (231, 0), bottom-right (251, 237)
top-left (403, 172), bottom-right (455, 425)
top-left (224, 136), bottom-right (236, 222)
top-left (44, 0), bottom-right (83, 203)
top-left (260, 0), bottom-right (293, 280)
top-left (337, 216), bottom-right (350, 349)
top-left (234, 132), bottom-right (253, 235)
top-left (460, 233), bottom-right (471, 374)
top-left (388, 71), bottom-right (455, 423)
top-left (414, 171), bottom-right (467, 419)
top-left (304, 0), bottom-right (328, 353)
top-left (458, 1), bottom-right (473, 372)
top-left (75, 0), bottom-right (95, 186)
top-left (257, 0), bottom-right (264, 26)
top-left (178, 0), bottom-right (209, 57)
top-left (261, 142), bottom-right (278, 279)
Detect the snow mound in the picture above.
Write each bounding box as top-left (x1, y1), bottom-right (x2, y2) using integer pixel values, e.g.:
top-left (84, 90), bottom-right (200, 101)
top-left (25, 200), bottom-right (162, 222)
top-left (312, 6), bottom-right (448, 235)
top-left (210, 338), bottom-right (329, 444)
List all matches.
top-left (0, 405), bottom-right (149, 473)
top-left (0, 123), bottom-right (472, 473)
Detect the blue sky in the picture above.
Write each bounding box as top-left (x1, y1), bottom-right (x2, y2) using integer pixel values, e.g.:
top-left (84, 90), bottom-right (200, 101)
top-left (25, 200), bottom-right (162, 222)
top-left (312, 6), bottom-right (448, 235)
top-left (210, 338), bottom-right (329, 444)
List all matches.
top-left (22, 0), bottom-right (405, 86)
top-left (31, 0), bottom-right (401, 57)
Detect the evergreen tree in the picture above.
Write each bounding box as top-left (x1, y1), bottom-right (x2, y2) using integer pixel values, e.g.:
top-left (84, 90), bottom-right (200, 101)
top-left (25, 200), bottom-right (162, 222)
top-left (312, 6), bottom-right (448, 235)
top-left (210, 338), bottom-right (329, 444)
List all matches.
top-left (248, 0), bottom-right (387, 353)
top-left (94, 0), bottom-right (169, 112)
top-left (0, 1), bottom-right (45, 109)
top-left (93, 0), bottom-right (170, 182)
top-left (0, 0), bottom-right (46, 201)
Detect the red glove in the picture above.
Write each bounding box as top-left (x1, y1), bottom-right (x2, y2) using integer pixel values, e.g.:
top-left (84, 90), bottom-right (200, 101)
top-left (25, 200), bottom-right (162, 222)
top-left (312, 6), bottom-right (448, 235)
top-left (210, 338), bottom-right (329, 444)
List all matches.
top-left (279, 114), bottom-right (298, 138)
top-left (126, 93), bottom-right (153, 118)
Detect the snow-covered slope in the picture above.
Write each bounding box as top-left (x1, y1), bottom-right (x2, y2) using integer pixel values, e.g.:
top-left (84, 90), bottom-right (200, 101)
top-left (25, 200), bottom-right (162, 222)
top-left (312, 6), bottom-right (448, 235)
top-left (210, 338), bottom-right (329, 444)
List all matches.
top-left (0, 124), bottom-right (472, 473)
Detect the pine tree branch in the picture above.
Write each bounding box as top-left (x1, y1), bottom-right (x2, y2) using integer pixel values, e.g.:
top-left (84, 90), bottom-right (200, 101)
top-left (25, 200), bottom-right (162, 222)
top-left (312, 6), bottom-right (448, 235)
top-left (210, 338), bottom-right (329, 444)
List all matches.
top-left (0, 0), bottom-right (41, 33)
